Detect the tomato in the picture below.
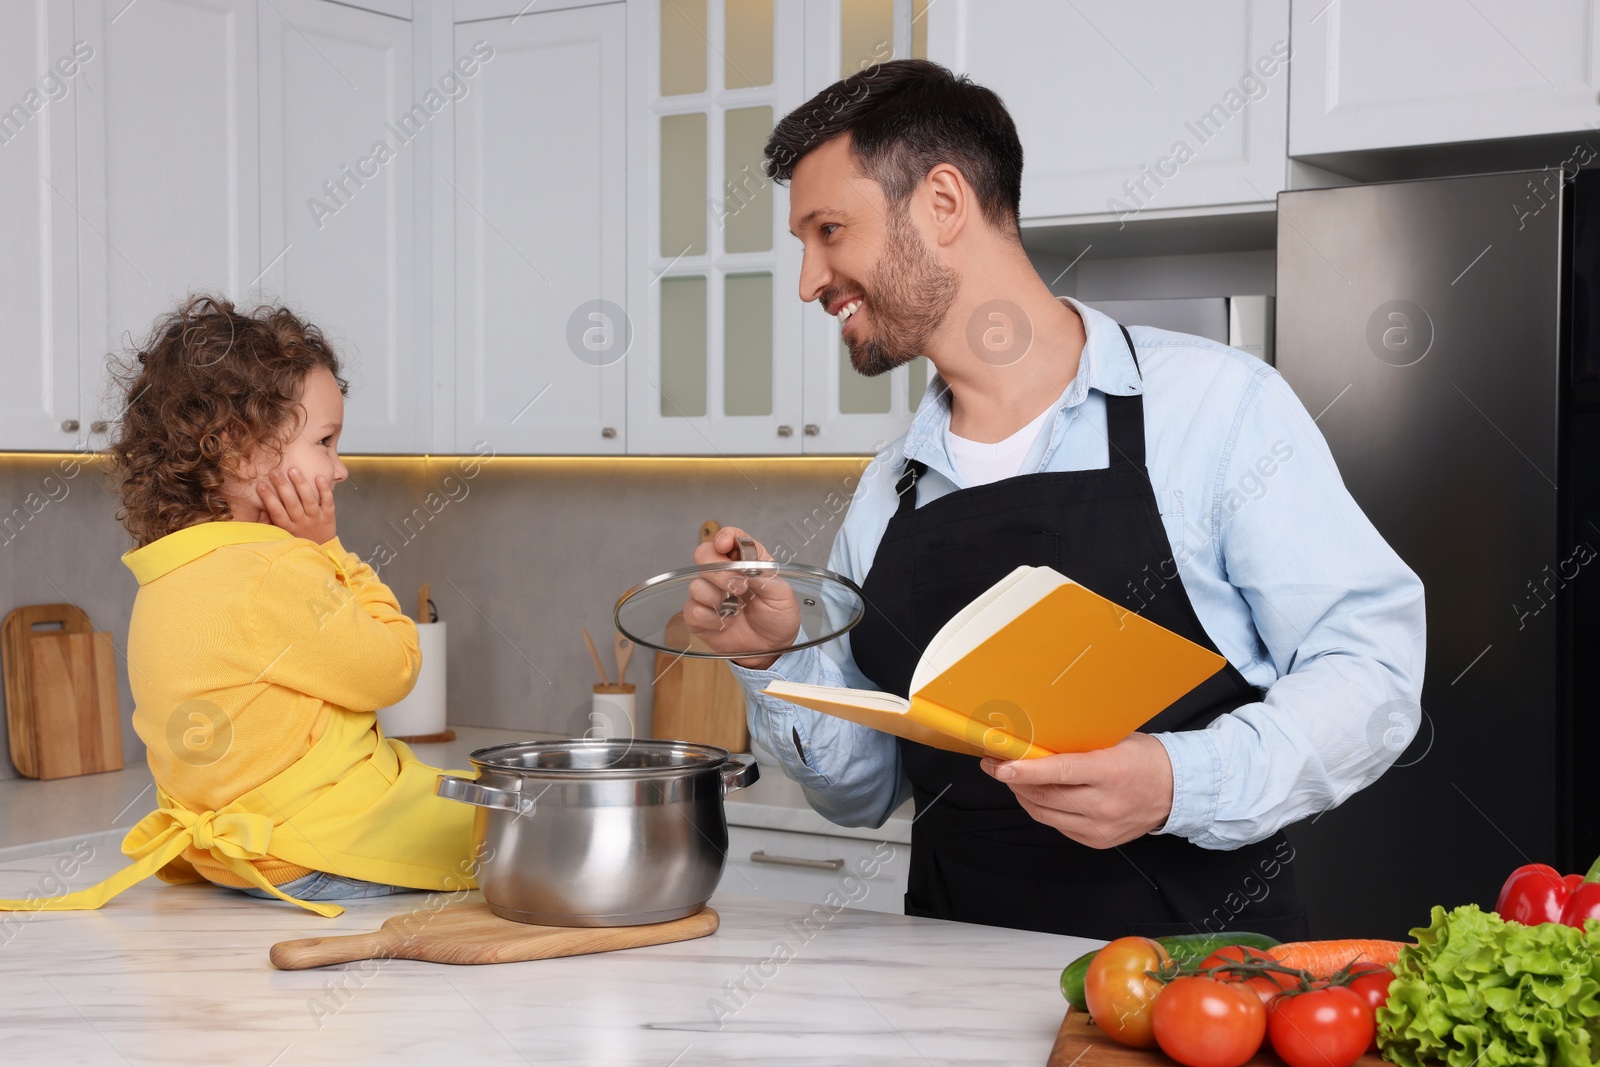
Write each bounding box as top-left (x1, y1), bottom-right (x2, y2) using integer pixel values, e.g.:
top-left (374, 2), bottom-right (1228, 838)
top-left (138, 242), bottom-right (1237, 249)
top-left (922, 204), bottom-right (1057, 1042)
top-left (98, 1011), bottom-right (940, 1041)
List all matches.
top-left (1201, 945), bottom-right (1298, 1005)
top-left (1346, 964), bottom-right (1393, 1054)
top-left (1151, 976), bottom-right (1268, 1067)
top-left (1084, 936), bottom-right (1170, 1048)
top-left (1267, 986), bottom-right (1375, 1067)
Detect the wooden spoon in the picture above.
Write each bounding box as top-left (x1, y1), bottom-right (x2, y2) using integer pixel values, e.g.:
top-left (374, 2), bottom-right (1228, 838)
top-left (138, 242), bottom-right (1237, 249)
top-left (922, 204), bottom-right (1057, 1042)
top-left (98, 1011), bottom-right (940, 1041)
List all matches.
top-left (613, 631), bottom-right (633, 683)
top-left (581, 627), bottom-right (611, 686)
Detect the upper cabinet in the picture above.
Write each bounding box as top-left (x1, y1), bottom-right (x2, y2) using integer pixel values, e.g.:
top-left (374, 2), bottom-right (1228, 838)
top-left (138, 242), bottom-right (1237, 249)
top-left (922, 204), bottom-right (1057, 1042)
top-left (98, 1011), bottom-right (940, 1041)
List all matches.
top-left (924, 0), bottom-right (1292, 222)
top-left (1290, 0), bottom-right (1600, 157)
top-left (75, 0), bottom-right (262, 446)
top-left (625, 0), bottom-right (932, 456)
top-left (453, 3), bottom-right (629, 454)
top-left (259, 0), bottom-right (423, 454)
top-left (48, 0), bottom-right (431, 456)
top-left (0, 0), bottom-right (80, 451)
top-left (625, 0), bottom-right (808, 455)
top-left (798, 0), bottom-right (933, 454)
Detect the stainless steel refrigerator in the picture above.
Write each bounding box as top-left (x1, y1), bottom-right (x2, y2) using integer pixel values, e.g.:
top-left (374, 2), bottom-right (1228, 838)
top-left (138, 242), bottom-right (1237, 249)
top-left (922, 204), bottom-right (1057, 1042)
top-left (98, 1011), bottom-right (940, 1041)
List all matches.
top-left (1275, 170), bottom-right (1600, 939)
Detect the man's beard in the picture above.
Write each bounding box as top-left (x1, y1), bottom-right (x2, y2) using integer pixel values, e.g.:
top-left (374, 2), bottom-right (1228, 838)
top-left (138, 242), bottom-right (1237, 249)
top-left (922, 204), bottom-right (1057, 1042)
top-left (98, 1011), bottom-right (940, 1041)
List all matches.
top-left (838, 208), bottom-right (960, 377)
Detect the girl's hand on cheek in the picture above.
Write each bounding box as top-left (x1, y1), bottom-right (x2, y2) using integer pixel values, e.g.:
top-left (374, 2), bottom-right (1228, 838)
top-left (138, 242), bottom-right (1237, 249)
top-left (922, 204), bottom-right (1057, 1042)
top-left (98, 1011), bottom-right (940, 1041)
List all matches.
top-left (255, 467), bottom-right (337, 544)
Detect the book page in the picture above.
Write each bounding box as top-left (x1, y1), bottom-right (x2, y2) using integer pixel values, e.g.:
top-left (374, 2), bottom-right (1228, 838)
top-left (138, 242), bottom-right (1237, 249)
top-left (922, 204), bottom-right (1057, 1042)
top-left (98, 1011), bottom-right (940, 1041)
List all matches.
top-left (760, 681), bottom-right (986, 757)
top-left (910, 566), bottom-right (1072, 693)
top-left (760, 680), bottom-right (910, 715)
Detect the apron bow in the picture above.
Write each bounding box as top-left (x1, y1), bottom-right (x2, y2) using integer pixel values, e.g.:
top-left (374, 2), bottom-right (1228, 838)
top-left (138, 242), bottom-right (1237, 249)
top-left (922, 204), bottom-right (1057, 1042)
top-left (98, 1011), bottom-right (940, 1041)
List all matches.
top-left (176, 809), bottom-right (273, 860)
top-left (3, 799), bottom-right (346, 918)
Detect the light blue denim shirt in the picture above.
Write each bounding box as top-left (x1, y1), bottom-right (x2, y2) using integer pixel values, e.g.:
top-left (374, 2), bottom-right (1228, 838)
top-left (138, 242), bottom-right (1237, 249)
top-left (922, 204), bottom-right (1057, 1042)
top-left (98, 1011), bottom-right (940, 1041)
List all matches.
top-left (730, 297), bottom-right (1427, 850)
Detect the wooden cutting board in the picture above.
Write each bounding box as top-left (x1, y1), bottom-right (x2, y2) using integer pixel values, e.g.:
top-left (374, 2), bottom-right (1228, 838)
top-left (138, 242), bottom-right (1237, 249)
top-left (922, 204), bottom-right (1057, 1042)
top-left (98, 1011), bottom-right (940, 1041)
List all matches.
top-left (1047, 1007), bottom-right (1388, 1067)
top-left (650, 520), bottom-right (749, 753)
top-left (269, 903), bottom-right (719, 969)
top-left (1, 604), bottom-right (123, 780)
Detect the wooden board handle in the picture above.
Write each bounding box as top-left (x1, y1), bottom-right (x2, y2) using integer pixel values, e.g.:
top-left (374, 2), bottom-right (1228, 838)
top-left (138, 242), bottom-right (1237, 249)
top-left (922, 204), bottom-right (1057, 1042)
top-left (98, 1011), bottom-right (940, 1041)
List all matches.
top-left (269, 929), bottom-right (402, 970)
top-left (4, 604), bottom-right (93, 635)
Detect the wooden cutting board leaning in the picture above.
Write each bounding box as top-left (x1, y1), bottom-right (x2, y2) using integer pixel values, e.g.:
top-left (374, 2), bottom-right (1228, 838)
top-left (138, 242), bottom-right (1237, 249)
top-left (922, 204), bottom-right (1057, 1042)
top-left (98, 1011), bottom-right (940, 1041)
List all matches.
top-left (269, 903), bottom-right (720, 968)
top-left (1046, 1008), bottom-right (1387, 1067)
top-left (0, 604), bottom-right (123, 780)
top-left (649, 519), bottom-right (749, 753)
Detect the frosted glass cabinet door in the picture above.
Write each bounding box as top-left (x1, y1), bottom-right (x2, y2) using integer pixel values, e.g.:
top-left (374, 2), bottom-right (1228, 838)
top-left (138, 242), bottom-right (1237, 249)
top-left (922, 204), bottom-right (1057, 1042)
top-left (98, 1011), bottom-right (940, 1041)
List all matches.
top-left (0, 0), bottom-right (80, 450)
top-left (73, 0), bottom-right (261, 448)
top-left (1289, 0), bottom-right (1600, 156)
top-left (796, 0), bottom-right (933, 454)
top-left (454, 3), bottom-right (628, 454)
top-left (627, 0), bottom-right (805, 455)
top-left (923, 0), bottom-right (1290, 222)
top-left (259, 0), bottom-right (422, 454)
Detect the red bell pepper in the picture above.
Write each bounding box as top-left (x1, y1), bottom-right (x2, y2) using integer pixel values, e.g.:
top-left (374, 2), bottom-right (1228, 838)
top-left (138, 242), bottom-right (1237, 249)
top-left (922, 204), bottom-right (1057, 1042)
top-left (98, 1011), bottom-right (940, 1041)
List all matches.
top-left (1496, 854), bottom-right (1600, 928)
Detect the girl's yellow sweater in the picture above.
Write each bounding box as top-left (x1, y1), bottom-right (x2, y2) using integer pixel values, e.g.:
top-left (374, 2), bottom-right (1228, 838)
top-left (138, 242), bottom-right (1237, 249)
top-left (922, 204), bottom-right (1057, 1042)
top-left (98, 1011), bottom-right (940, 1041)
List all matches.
top-left (0, 521), bottom-right (477, 917)
top-left (127, 521), bottom-right (424, 887)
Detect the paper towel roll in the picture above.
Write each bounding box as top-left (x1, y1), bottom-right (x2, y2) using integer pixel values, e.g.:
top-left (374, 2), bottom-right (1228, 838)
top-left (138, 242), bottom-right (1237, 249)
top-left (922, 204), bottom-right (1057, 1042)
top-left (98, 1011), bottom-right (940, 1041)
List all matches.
top-left (378, 621), bottom-right (447, 738)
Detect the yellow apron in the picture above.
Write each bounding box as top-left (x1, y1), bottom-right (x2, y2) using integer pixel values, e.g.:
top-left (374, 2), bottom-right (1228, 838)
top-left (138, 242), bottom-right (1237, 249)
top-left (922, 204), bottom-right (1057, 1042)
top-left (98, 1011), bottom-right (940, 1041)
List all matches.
top-left (0, 710), bottom-right (477, 918)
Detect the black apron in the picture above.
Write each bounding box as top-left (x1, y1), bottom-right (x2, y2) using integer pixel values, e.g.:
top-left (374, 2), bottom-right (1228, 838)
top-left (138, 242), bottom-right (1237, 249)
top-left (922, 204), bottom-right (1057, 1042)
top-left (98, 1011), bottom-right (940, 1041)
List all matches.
top-left (850, 325), bottom-right (1309, 941)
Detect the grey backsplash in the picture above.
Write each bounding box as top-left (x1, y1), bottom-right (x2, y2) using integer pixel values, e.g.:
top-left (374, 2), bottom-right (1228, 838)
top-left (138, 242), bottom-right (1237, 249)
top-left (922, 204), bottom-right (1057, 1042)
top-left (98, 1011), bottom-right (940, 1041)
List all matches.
top-left (0, 453), bottom-right (863, 781)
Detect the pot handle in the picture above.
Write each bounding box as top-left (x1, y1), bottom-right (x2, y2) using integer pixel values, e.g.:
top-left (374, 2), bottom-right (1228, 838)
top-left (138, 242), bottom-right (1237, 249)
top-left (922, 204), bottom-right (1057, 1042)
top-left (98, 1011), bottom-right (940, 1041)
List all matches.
top-left (720, 757), bottom-right (759, 795)
top-left (435, 774), bottom-right (536, 816)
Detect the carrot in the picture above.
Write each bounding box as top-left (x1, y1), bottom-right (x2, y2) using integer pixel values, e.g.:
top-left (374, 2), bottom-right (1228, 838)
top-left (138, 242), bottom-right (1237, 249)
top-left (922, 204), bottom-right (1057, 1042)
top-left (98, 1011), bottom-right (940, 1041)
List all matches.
top-left (1266, 939), bottom-right (1409, 976)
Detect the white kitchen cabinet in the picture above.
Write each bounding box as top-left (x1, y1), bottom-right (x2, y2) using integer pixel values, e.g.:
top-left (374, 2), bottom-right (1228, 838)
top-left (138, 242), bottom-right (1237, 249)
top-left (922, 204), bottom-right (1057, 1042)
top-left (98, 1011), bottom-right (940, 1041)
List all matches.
top-left (625, 0), bottom-right (807, 455)
top-left (924, 0), bottom-right (1291, 223)
top-left (453, 3), bottom-right (629, 454)
top-left (1290, 0), bottom-right (1600, 157)
top-left (722, 824), bottom-right (909, 915)
top-left (796, 0), bottom-right (934, 454)
top-left (259, 0), bottom-right (426, 454)
top-left (0, 0), bottom-right (82, 451)
top-left (73, 0), bottom-right (261, 445)
top-left (629, 0), bottom-right (934, 456)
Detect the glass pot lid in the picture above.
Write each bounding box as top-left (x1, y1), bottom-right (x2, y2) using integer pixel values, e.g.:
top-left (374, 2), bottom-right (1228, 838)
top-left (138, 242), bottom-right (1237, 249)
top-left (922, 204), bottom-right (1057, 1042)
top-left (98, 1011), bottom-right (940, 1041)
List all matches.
top-left (613, 560), bottom-right (866, 660)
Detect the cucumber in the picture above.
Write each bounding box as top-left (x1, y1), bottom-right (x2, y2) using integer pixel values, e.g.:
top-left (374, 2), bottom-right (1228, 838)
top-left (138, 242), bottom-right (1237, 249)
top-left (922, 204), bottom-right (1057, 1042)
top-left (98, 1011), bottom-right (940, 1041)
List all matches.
top-left (1059, 931), bottom-right (1282, 1010)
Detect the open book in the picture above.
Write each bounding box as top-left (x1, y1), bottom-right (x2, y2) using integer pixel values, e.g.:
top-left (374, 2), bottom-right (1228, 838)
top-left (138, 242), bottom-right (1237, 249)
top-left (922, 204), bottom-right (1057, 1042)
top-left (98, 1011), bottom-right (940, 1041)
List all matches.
top-left (761, 565), bottom-right (1226, 761)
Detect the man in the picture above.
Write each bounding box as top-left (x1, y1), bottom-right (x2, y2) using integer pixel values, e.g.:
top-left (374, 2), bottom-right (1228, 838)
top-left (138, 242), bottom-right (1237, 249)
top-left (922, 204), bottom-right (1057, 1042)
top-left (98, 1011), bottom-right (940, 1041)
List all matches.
top-left (683, 60), bottom-right (1425, 939)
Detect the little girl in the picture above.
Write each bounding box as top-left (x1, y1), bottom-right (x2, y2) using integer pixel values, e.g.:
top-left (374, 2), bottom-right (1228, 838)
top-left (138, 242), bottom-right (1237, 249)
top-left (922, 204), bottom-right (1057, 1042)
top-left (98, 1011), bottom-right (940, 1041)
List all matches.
top-left (0, 295), bottom-right (477, 917)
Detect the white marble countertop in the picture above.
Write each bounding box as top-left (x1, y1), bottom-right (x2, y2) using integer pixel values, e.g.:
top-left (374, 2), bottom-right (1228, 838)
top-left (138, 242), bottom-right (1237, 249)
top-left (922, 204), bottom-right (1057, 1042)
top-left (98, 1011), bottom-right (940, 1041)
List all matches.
top-left (0, 838), bottom-right (1093, 1065)
top-left (0, 727), bottom-right (912, 862)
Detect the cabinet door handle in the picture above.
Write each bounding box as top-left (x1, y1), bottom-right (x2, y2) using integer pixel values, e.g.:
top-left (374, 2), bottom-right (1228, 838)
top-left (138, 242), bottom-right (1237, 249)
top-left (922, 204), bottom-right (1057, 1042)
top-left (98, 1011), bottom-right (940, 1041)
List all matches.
top-left (750, 850), bottom-right (844, 871)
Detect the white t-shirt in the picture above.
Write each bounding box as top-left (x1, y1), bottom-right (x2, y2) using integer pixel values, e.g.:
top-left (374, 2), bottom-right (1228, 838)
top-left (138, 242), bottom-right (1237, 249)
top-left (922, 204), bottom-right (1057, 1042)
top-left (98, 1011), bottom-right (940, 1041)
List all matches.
top-left (944, 403), bottom-right (1056, 487)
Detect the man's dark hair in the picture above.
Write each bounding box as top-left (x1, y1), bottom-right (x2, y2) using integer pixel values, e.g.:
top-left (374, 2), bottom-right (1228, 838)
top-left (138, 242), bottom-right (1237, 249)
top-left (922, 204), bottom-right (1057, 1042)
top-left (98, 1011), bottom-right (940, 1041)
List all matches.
top-left (764, 59), bottom-right (1023, 240)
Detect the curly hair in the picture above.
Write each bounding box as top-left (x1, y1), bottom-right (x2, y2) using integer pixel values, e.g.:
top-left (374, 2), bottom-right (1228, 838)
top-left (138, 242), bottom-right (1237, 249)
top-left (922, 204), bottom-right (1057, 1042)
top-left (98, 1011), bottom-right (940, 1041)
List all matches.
top-left (106, 295), bottom-right (348, 547)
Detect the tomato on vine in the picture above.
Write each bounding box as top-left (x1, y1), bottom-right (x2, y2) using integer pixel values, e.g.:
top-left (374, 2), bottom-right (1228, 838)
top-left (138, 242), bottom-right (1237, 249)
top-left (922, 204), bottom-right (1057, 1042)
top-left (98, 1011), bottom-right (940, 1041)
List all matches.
top-left (1084, 936), bottom-right (1170, 1048)
top-left (1267, 986), bottom-right (1375, 1067)
top-left (1346, 964), bottom-right (1394, 1054)
top-left (1200, 945), bottom-right (1298, 1005)
top-left (1151, 975), bottom-right (1268, 1067)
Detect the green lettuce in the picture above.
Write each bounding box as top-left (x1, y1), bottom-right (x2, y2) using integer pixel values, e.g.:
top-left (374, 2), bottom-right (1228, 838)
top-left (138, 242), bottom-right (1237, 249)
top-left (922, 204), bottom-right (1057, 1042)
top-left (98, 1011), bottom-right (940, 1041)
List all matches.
top-left (1378, 905), bottom-right (1600, 1067)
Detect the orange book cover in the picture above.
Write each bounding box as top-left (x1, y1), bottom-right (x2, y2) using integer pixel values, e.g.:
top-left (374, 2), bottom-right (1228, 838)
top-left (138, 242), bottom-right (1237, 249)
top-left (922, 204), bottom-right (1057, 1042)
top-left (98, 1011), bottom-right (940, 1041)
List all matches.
top-left (762, 566), bottom-right (1225, 760)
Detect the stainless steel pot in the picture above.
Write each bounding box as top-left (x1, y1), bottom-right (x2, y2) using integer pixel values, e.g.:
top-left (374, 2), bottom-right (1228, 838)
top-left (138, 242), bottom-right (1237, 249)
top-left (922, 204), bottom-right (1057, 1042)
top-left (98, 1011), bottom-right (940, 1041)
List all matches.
top-left (435, 738), bottom-right (758, 927)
